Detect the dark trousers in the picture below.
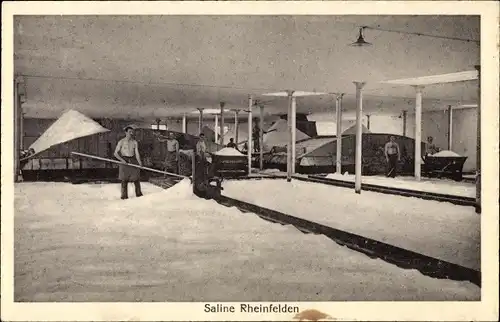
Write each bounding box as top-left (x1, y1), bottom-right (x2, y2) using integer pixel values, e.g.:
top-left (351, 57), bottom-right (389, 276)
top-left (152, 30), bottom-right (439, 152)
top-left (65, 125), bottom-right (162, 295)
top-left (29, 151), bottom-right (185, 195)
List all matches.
top-left (121, 181), bottom-right (143, 199)
top-left (253, 138), bottom-right (260, 152)
top-left (386, 154), bottom-right (398, 178)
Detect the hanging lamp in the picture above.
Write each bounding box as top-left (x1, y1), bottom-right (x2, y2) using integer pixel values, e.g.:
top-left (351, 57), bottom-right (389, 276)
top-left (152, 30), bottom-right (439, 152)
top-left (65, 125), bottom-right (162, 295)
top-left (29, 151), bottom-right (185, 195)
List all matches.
top-left (350, 27), bottom-right (372, 47)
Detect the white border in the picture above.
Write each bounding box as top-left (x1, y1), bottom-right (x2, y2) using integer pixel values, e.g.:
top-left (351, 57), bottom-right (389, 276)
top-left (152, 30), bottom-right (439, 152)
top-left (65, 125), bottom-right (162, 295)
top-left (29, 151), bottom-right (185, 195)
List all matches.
top-left (2, 2), bottom-right (499, 321)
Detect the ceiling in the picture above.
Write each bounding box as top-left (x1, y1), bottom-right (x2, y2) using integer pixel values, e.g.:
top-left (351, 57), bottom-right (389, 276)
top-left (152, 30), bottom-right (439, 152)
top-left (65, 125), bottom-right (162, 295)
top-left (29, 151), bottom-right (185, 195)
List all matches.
top-left (14, 15), bottom-right (480, 120)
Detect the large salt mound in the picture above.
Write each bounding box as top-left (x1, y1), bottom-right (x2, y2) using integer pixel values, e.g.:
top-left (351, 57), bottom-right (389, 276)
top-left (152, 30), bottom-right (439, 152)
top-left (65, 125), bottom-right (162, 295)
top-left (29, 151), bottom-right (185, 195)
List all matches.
top-left (431, 150), bottom-right (461, 157)
top-left (214, 147), bottom-right (244, 156)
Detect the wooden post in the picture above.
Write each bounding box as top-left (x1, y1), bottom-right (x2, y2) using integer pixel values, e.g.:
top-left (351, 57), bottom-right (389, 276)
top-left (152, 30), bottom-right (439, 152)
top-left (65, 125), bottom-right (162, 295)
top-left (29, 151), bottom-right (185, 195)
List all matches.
top-left (402, 110), bottom-right (407, 136)
top-left (182, 114), bottom-right (187, 133)
top-left (291, 96), bottom-right (297, 174)
top-left (14, 80), bottom-right (21, 182)
top-left (214, 114), bottom-right (219, 143)
top-left (335, 94), bottom-right (344, 174)
top-left (286, 90), bottom-right (294, 182)
top-left (475, 65), bottom-right (481, 214)
top-left (220, 102), bottom-right (225, 146)
top-left (247, 96), bottom-right (253, 175)
top-left (197, 108), bottom-right (204, 135)
top-left (414, 86), bottom-right (424, 181)
top-left (259, 104), bottom-right (264, 170)
top-left (447, 105), bottom-right (453, 150)
top-left (234, 110), bottom-right (239, 145)
top-left (353, 82), bottom-right (366, 193)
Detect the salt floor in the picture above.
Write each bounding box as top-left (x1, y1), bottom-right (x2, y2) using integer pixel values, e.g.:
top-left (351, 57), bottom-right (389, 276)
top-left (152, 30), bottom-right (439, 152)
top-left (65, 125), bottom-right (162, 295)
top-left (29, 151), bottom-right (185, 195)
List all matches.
top-left (14, 180), bottom-right (479, 302)
top-left (222, 179), bottom-right (480, 270)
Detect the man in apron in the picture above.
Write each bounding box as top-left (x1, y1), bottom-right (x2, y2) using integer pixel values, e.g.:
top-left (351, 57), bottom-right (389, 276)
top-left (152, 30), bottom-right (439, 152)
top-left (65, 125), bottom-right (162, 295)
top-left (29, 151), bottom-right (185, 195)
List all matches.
top-left (114, 125), bottom-right (143, 199)
top-left (384, 135), bottom-right (400, 178)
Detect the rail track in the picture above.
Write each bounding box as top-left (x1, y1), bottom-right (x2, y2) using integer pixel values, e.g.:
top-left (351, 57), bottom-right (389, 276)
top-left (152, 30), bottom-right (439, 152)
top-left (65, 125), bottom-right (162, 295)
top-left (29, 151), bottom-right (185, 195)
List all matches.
top-left (293, 175), bottom-right (477, 207)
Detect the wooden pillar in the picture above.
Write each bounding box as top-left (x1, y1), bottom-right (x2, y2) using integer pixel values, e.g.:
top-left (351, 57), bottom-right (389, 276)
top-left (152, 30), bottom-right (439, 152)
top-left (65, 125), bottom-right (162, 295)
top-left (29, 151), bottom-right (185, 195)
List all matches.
top-left (182, 114), bottom-right (187, 133)
top-left (20, 111), bottom-right (24, 151)
top-left (353, 82), bottom-right (366, 193)
top-left (14, 79), bottom-right (21, 182)
top-left (414, 86), bottom-right (424, 181)
top-left (291, 97), bottom-right (297, 174)
top-left (247, 96), bottom-right (253, 175)
top-left (259, 104), bottom-right (264, 170)
top-left (402, 110), bottom-right (407, 136)
top-left (286, 90), bottom-right (294, 182)
top-left (475, 65), bottom-right (481, 214)
top-left (197, 108), bottom-right (204, 135)
top-left (335, 94), bottom-right (344, 174)
top-left (234, 110), bottom-right (240, 144)
top-left (220, 102), bottom-right (225, 146)
top-left (447, 105), bottom-right (453, 150)
top-left (214, 114), bottom-right (219, 143)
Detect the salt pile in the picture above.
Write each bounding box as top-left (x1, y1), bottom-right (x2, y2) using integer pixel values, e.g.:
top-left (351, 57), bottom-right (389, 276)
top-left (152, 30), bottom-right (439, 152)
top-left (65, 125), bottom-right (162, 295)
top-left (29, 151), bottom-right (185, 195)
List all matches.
top-left (214, 147), bottom-right (244, 156)
top-left (431, 150), bottom-right (461, 157)
top-left (162, 178), bottom-right (194, 199)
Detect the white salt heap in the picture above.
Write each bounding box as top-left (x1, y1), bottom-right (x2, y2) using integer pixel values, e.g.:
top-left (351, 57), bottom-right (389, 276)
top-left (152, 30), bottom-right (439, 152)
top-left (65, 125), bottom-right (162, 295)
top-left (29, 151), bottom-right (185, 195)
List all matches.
top-left (214, 147), bottom-right (244, 156)
top-left (431, 150), bottom-right (461, 157)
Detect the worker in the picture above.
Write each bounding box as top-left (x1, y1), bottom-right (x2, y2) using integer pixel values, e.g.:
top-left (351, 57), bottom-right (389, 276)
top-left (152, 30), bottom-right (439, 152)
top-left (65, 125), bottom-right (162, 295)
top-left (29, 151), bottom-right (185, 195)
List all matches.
top-left (425, 136), bottom-right (440, 156)
top-left (157, 132), bottom-right (180, 174)
top-left (114, 125), bottom-right (143, 199)
top-left (226, 138), bottom-right (237, 149)
top-left (252, 122), bottom-right (260, 152)
top-left (384, 135), bottom-right (400, 178)
top-left (194, 133), bottom-right (209, 192)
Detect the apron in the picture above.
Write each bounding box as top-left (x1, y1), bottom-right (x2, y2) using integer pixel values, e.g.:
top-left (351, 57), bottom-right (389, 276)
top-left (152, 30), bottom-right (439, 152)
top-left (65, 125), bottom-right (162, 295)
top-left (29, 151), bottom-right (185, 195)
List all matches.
top-left (118, 156), bottom-right (141, 181)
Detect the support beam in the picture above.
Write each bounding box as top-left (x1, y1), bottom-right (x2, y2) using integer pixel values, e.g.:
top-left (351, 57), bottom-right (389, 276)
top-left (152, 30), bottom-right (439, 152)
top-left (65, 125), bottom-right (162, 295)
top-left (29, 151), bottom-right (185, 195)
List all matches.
top-left (335, 94), bottom-right (344, 174)
top-left (259, 104), bottom-right (264, 170)
top-left (214, 114), bottom-right (219, 143)
top-left (286, 90), bottom-right (295, 182)
top-left (14, 80), bottom-right (21, 182)
top-left (247, 96), bottom-right (253, 175)
top-left (353, 82), bottom-right (366, 193)
top-left (182, 114), bottom-right (187, 133)
top-left (197, 108), bottom-right (204, 135)
top-left (447, 105), bottom-right (453, 150)
top-left (413, 86), bottom-right (424, 181)
top-left (220, 102), bottom-right (225, 146)
top-left (475, 65), bottom-right (481, 214)
top-left (291, 96), bottom-right (297, 174)
top-left (402, 110), bottom-right (407, 136)
top-left (20, 112), bottom-right (24, 150)
top-left (234, 110), bottom-right (240, 145)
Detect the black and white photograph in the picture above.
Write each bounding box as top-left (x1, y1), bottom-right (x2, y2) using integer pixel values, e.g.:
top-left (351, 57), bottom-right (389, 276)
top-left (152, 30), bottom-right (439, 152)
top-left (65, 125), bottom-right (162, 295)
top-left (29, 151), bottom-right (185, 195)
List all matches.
top-left (2, 1), bottom-right (499, 321)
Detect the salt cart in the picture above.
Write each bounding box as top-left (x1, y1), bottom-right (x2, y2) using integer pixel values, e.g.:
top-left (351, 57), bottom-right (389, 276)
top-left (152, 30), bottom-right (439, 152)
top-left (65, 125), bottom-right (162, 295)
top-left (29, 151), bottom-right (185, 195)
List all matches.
top-left (211, 148), bottom-right (248, 179)
top-left (422, 151), bottom-right (468, 181)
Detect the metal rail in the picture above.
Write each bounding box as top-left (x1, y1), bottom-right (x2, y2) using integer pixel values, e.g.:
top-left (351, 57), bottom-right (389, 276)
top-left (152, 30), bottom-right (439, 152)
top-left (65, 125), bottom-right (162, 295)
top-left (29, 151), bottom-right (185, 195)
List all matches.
top-left (296, 175), bottom-right (476, 207)
top-left (214, 195), bottom-right (481, 287)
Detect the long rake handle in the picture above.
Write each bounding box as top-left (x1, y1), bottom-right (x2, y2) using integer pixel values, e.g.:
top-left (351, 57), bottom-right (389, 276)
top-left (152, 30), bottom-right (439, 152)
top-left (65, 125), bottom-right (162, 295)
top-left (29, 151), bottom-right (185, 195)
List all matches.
top-left (71, 151), bottom-right (190, 180)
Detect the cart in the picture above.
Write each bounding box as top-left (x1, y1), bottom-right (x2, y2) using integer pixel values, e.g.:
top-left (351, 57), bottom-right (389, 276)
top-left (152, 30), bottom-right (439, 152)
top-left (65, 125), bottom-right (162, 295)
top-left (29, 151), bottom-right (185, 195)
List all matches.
top-left (422, 155), bottom-right (468, 181)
